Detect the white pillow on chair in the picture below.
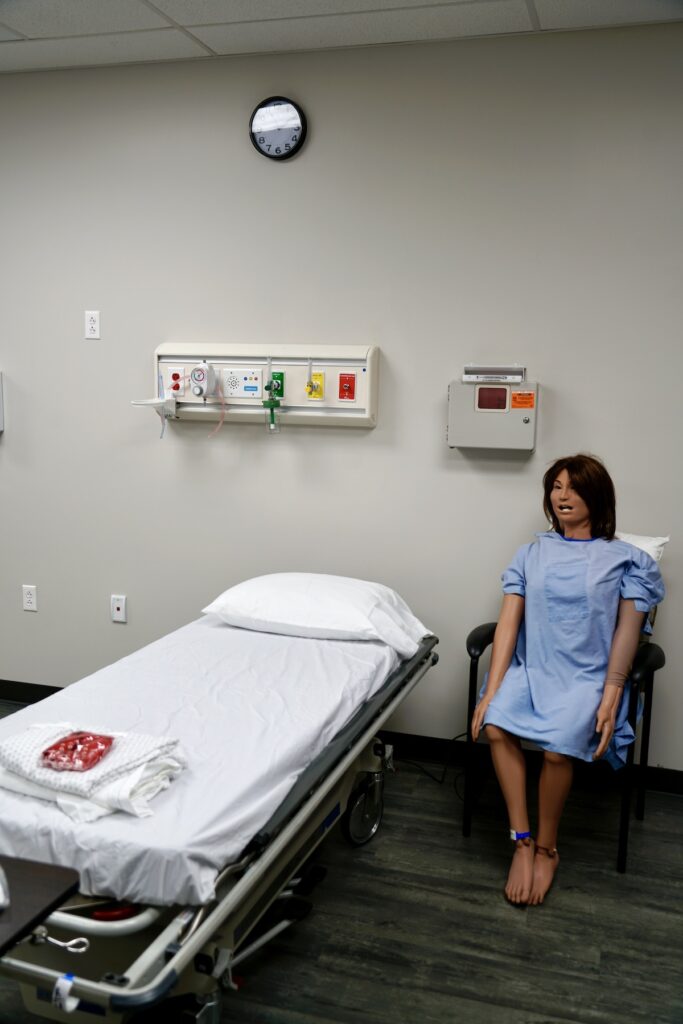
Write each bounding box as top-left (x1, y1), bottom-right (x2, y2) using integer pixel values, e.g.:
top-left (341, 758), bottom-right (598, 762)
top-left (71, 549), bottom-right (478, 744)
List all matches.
top-left (615, 533), bottom-right (669, 563)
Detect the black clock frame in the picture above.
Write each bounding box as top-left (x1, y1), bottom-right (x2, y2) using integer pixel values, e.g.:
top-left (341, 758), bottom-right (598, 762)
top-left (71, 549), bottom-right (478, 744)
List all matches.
top-left (249, 96), bottom-right (307, 161)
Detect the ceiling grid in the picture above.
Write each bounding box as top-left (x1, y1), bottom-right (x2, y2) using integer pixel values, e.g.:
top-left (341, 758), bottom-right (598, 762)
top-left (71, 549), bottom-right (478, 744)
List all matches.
top-left (0, 0), bottom-right (680, 73)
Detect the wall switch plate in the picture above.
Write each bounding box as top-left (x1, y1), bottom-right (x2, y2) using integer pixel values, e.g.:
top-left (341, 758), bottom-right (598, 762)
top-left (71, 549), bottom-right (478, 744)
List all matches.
top-left (85, 310), bottom-right (100, 339)
top-left (111, 594), bottom-right (127, 623)
top-left (22, 584), bottom-right (37, 611)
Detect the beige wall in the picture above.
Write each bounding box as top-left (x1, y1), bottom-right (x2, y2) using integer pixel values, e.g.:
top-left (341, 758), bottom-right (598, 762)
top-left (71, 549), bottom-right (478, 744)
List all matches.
top-left (0, 25), bottom-right (680, 767)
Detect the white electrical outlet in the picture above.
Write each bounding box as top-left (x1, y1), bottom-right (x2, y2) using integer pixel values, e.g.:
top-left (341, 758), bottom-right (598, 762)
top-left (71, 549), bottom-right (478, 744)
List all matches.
top-left (111, 594), bottom-right (127, 623)
top-left (22, 585), bottom-right (37, 612)
top-left (84, 310), bottom-right (100, 339)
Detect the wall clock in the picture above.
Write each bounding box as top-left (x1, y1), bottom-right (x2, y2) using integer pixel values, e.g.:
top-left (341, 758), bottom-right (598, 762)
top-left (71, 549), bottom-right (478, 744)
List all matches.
top-left (249, 96), bottom-right (307, 161)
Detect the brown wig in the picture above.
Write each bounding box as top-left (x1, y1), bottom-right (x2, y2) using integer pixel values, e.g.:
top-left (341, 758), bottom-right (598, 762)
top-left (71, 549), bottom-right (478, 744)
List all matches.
top-left (542, 454), bottom-right (616, 539)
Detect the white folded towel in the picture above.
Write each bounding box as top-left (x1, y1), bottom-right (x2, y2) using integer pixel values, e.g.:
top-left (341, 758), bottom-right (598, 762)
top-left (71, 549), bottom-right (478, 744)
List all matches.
top-left (0, 723), bottom-right (182, 799)
top-left (0, 755), bottom-right (185, 822)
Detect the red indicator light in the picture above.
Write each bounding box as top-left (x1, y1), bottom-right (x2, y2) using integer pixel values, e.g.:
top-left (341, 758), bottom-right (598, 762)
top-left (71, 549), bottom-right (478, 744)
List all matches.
top-left (171, 373), bottom-right (180, 381)
top-left (477, 386), bottom-right (507, 410)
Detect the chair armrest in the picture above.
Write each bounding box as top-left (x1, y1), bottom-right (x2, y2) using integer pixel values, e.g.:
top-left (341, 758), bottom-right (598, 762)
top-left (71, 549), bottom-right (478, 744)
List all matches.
top-left (467, 622), bottom-right (497, 660)
top-left (630, 642), bottom-right (666, 685)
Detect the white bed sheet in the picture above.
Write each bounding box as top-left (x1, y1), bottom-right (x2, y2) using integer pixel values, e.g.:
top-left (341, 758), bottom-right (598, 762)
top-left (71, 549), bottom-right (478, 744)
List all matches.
top-left (0, 616), bottom-right (399, 906)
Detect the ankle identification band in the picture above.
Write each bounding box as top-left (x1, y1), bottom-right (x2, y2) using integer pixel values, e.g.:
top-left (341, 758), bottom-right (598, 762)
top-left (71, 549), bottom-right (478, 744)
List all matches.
top-left (509, 829), bottom-right (531, 841)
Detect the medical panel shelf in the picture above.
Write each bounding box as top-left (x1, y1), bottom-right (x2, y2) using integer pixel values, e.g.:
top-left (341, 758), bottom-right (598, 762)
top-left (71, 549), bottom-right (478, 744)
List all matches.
top-left (154, 344), bottom-right (379, 428)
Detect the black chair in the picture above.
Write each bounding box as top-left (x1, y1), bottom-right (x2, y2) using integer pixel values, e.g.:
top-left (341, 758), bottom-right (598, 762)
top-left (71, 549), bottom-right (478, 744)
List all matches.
top-left (462, 622), bottom-right (665, 873)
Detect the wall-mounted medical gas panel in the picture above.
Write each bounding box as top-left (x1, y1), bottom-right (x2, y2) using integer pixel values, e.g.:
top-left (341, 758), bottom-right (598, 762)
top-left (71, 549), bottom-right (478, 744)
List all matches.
top-left (151, 344), bottom-right (379, 427)
top-left (447, 366), bottom-right (538, 451)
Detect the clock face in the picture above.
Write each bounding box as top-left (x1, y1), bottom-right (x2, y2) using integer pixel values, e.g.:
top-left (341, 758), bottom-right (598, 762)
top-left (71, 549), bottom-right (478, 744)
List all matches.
top-left (249, 97), bottom-right (307, 161)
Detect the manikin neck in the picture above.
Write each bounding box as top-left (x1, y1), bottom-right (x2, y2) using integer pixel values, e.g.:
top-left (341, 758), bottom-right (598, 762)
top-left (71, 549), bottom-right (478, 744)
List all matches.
top-left (561, 523), bottom-right (592, 540)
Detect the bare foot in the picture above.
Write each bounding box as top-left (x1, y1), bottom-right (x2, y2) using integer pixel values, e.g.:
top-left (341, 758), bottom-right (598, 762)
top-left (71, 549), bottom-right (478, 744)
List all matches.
top-left (505, 839), bottom-right (534, 904)
top-left (528, 846), bottom-right (559, 905)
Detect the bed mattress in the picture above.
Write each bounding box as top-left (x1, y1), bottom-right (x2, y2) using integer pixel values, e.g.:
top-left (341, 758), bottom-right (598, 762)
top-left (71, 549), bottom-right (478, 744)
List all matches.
top-left (0, 616), bottom-right (399, 906)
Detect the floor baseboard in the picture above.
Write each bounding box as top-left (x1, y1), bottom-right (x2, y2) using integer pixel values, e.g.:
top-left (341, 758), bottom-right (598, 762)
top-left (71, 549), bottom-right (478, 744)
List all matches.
top-left (379, 729), bottom-right (683, 795)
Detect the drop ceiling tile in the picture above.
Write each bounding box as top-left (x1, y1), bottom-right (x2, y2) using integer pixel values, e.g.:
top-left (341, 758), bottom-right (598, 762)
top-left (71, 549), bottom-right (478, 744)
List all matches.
top-left (190, 1), bottom-right (533, 54)
top-left (0, 0), bottom-right (171, 39)
top-left (0, 30), bottom-right (208, 73)
top-left (154, 0), bottom-right (475, 25)
top-left (535, 0), bottom-right (683, 31)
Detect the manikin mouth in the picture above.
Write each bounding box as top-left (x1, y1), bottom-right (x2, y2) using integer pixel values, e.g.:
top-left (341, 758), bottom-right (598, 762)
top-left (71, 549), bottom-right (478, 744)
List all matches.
top-left (558, 505), bottom-right (573, 512)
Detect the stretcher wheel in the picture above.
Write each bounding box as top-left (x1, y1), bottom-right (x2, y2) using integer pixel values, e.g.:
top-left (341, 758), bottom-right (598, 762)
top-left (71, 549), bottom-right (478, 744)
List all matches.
top-left (341, 774), bottom-right (384, 846)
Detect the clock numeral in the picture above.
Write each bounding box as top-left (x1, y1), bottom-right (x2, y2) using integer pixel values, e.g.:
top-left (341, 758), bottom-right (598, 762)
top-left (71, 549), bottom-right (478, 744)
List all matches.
top-left (275, 147), bottom-right (282, 155)
top-left (258, 136), bottom-right (265, 144)
top-left (292, 135), bottom-right (298, 142)
top-left (284, 143), bottom-right (291, 151)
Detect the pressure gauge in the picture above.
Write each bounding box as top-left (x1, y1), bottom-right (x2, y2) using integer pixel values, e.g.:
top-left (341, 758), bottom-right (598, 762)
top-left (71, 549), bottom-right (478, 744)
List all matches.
top-left (249, 97), bottom-right (307, 161)
top-left (190, 361), bottom-right (216, 398)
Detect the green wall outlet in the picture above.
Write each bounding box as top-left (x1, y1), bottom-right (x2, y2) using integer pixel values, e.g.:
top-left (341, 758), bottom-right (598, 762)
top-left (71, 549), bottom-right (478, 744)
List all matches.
top-left (271, 371), bottom-right (285, 398)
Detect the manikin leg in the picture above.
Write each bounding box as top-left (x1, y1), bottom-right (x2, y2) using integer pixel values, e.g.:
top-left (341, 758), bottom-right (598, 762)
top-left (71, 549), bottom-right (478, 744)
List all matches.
top-left (528, 751), bottom-right (573, 905)
top-left (486, 725), bottom-right (534, 904)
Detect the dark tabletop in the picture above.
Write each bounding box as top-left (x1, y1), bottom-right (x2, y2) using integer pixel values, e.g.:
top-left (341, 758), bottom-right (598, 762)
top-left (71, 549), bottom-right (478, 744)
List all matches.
top-left (0, 856), bottom-right (79, 958)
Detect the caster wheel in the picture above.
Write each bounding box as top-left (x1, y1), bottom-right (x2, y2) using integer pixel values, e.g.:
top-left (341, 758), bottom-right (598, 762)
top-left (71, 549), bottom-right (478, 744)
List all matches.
top-left (341, 775), bottom-right (384, 846)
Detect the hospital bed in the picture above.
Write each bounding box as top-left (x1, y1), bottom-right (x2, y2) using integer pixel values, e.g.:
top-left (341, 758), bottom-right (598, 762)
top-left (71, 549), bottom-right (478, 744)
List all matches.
top-left (0, 574), bottom-right (438, 1022)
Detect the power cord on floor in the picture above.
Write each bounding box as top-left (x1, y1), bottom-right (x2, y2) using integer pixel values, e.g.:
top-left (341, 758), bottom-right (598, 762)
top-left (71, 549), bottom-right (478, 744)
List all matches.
top-left (394, 732), bottom-right (468, 786)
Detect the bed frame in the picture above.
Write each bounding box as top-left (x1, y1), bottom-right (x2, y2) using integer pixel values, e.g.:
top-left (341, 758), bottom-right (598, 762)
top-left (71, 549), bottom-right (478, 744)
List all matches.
top-left (0, 635), bottom-right (438, 1023)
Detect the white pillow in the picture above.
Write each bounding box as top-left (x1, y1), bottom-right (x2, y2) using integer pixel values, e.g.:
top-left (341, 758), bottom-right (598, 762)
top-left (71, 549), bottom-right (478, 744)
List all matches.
top-left (202, 573), bottom-right (429, 659)
top-left (615, 532), bottom-right (669, 563)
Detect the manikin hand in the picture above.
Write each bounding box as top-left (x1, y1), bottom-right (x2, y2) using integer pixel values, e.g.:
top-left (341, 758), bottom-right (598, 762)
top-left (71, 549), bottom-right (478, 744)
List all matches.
top-left (593, 704), bottom-right (617, 760)
top-left (471, 697), bottom-right (491, 742)
top-left (593, 600), bottom-right (645, 761)
top-left (471, 595), bottom-right (524, 744)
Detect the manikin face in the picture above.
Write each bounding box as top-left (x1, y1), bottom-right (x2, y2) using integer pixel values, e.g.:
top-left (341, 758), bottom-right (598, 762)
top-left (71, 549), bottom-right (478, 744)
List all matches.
top-left (550, 469), bottom-right (592, 536)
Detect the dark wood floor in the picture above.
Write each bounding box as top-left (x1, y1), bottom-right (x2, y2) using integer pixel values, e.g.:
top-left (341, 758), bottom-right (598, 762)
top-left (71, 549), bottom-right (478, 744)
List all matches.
top-left (0, 757), bottom-right (681, 1024)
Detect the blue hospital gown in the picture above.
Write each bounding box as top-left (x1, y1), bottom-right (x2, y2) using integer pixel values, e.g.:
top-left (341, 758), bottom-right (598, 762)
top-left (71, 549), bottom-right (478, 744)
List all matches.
top-left (482, 531), bottom-right (665, 768)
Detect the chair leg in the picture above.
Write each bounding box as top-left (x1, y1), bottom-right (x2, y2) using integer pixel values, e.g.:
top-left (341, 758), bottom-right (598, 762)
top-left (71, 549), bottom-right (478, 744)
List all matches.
top-left (636, 677), bottom-right (654, 821)
top-left (617, 682), bottom-right (641, 874)
top-left (617, 761), bottom-right (632, 874)
top-left (462, 657), bottom-right (480, 838)
top-left (463, 736), bottom-right (474, 837)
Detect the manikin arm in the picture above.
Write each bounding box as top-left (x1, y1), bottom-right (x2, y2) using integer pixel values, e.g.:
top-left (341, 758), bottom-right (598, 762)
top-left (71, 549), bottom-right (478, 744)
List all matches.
top-left (471, 594), bottom-right (525, 741)
top-left (594, 599), bottom-right (646, 760)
